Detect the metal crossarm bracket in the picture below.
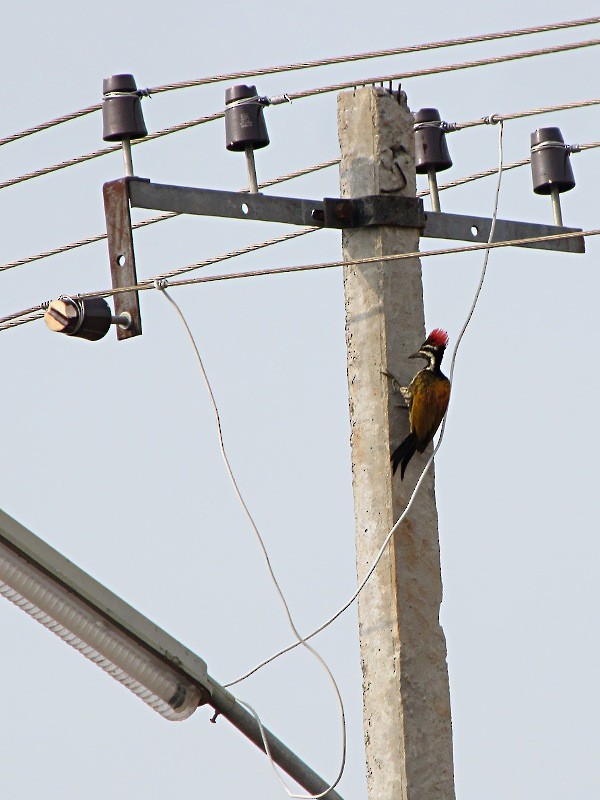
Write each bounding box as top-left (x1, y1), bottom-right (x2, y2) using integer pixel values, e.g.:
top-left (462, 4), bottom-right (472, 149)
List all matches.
top-left (103, 178), bottom-right (145, 340)
top-left (103, 177), bottom-right (585, 338)
top-left (125, 178), bottom-right (584, 252)
top-left (317, 195), bottom-right (427, 228)
top-left (424, 210), bottom-right (585, 254)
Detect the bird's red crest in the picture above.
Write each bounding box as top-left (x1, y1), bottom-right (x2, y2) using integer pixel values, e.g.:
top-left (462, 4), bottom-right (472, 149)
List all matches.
top-left (425, 328), bottom-right (449, 348)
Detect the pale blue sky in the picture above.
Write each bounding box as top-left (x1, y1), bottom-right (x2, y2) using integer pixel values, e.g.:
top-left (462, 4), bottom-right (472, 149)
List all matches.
top-left (1, 2), bottom-right (599, 798)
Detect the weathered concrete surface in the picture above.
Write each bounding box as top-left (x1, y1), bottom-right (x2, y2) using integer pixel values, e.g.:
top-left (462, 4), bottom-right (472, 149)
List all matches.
top-left (339, 87), bottom-right (455, 800)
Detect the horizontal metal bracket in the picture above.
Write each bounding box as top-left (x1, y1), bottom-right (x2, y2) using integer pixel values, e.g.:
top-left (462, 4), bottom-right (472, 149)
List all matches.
top-left (317, 196), bottom-right (426, 229)
top-left (129, 179), bottom-right (322, 226)
top-left (103, 178), bottom-right (583, 340)
top-left (127, 178), bottom-right (584, 253)
top-left (423, 210), bottom-right (585, 254)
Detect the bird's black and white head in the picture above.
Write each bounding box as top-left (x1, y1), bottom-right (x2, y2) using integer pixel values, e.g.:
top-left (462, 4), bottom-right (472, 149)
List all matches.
top-left (410, 328), bottom-right (449, 370)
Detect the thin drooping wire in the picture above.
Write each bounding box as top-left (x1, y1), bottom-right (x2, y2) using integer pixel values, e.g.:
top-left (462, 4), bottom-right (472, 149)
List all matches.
top-left (224, 123), bottom-right (507, 687)
top-left (3, 15), bottom-right (597, 149)
top-left (3, 38), bottom-right (597, 195)
top-left (156, 284), bottom-right (346, 799)
top-left (234, 698), bottom-right (346, 800)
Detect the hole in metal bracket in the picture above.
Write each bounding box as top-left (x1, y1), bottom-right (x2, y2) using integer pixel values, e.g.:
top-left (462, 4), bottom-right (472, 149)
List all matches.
top-left (241, 203), bottom-right (249, 215)
top-left (117, 254), bottom-right (127, 267)
top-left (470, 226), bottom-right (479, 237)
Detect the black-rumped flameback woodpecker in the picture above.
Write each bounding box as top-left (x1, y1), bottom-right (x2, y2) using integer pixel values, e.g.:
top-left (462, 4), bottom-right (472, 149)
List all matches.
top-left (390, 329), bottom-right (451, 480)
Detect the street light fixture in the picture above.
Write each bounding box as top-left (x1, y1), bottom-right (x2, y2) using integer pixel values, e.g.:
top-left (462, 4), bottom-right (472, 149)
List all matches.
top-left (0, 508), bottom-right (344, 799)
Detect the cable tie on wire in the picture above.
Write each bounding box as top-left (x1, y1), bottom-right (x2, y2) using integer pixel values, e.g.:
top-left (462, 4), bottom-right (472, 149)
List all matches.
top-left (530, 139), bottom-right (580, 153)
top-left (484, 114), bottom-right (501, 125)
top-left (413, 118), bottom-right (458, 133)
top-left (267, 93), bottom-right (292, 105)
top-left (225, 94), bottom-right (291, 112)
top-left (154, 278), bottom-right (169, 291)
top-left (137, 88), bottom-right (152, 98)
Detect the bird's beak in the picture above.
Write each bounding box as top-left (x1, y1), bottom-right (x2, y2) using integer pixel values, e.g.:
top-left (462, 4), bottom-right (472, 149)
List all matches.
top-left (409, 351), bottom-right (424, 360)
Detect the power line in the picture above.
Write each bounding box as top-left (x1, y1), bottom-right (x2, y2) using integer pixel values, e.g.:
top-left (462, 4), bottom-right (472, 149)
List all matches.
top-left (0, 302), bottom-right (49, 326)
top-left (0, 229), bottom-right (319, 326)
top-left (2, 40), bottom-right (598, 195)
top-left (148, 17), bottom-right (600, 94)
top-left (289, 38), bottom-right (600, 101)
top-left (422, 140), bottom-right (600, 196)
top-left (0, 159), bottom-right (335, 273)
top-left (0, 112), bottom-right (223, 193)
top-left (3, 224), bottom-right (597, 331)
top-left (154, 228), bottom-right (597, 289)
top-left (0, 312), bottom-right (46, 330)
top-left (2, 16), bottom-right (598, 148)
top-left (157, 227), bottom-right (319, 281)
top-left (454, 97), bottom-right (600, 129)
top-left (2, 227), bottom-right (599, 331)
top-left (3, 96), bottom-right (598, 274)
top-left (0, 212), bottom-right (177, 273)
top-left (2, 136), bottom-right (598, 286)
top-left (0, 104), bottom-right (102, 148)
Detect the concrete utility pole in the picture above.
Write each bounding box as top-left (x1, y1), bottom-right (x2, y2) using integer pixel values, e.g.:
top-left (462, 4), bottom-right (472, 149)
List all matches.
top-left (338, 87), bottom-right (455, 800)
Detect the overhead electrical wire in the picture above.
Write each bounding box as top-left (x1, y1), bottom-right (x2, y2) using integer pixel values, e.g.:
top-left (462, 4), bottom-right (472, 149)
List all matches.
top-left (1, 15), bottom-right (598, 148)
top-left (157, 227), bottom-right (319, 282)
top-left (0, 312), bottom-right (46, 330)
top-left (0, 213), bottom-right (177, 273)
top-left (147, 17), bottom-right (600, 95)
top-left (2, 129), bottom-right (599, 322)
top-left (1, 25), bottom-right (598, 786)
top-left (3, 226), bottom-right (598, 333)
top-left (453, 97), bottom-right (600, 128)
top-left (287, 38), bottom-right (600, 101)
top-left (1, 39), bottom-right (598, 195)
top-left (0, 112), bottom-right (224, 193)
top-left (2, 95), bottom-right (599, 326)
top-left (0, 158), bottom-right (337, 273)
top-left (0, 302), bottom-right (49, 327)
top-left (2, 115), bottom-right (598, 276)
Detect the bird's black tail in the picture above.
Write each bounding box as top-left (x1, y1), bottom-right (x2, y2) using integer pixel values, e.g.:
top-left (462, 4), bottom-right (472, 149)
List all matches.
top-left (391, 433), bottom-right (417, 480)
